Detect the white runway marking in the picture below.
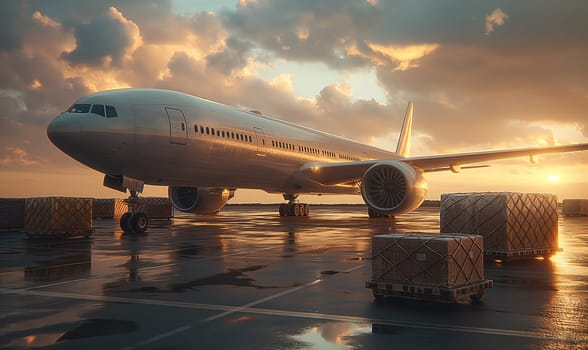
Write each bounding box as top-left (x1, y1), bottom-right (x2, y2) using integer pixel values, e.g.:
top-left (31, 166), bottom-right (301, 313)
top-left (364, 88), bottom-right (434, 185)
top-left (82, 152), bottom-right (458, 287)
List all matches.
top-left (2, 261), bottom-right (574, 347)
top-left (202, 261), bottom-right (368, 323)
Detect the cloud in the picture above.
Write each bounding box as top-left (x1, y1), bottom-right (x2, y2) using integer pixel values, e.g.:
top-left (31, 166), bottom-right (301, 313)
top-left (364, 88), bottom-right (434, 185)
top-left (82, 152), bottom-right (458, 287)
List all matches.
top-left (32, 11), bottom-right (60, 29)
top-left (206, 37), bottom-right (254, 75)
top-left (0, 147), bottom-right (40, 167)
top-left (61, 7), bottom-right (142, 68)
top-left (366, 42), bottom-right (440, 71)
top-left (485, 8), bottom-right (508, 35)
top-left (0, 0), bottom-right (28, 51)
top-left (0, 0), bottom-right (587, 200)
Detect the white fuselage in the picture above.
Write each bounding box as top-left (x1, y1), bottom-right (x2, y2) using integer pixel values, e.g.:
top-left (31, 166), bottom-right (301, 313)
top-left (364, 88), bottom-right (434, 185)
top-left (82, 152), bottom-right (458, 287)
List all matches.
top-left (48, 89), bottom-right (393, 195)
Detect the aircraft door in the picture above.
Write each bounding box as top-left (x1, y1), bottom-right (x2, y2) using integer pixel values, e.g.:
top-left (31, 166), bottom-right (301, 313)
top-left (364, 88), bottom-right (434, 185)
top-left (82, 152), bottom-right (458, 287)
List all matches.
top-left (165, 107), bottom-right (187, 145)
top-left (253, 127), bottom-right (266, 157)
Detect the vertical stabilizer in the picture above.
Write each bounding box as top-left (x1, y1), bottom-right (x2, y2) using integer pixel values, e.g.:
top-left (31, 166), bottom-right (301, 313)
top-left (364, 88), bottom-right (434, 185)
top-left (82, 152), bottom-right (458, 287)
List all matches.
top-left (395, 102), bottom-right (413, 158)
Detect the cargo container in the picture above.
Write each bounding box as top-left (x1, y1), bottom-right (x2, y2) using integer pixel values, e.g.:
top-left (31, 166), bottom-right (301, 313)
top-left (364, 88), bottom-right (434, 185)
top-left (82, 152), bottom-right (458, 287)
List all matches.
top-left (367, 233), bottom-right (492, 302)
top-left (440, 192), bottom-right (559, 260)
top-left (24, 197), bottom-right (93, 237)
top-left (562, 199), bottom-right (588, 216)
top-left (0, 198), bottom-right (25, 230)
top-left (134, 197), bottom-right (174, 220)
top-left (92, 198), bottom-right (127, 219)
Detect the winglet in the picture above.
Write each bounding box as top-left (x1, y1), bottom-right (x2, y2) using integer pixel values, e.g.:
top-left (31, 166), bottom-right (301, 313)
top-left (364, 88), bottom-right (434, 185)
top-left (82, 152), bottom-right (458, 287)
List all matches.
top-left (395, 101), bottom-right (414, 158)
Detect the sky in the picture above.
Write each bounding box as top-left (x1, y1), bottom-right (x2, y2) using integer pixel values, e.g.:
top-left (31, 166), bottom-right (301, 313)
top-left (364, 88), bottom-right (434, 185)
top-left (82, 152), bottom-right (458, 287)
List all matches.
top-left (0, 0), bottom-right (587, 203)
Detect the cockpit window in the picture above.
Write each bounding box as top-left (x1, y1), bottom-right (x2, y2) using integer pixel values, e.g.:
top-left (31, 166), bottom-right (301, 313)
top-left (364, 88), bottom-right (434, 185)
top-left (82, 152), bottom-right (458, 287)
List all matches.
top-left (91, 104), bottom-right (105, 117)
top-left (105, 105), bottom-right (118, 118)
top-left (67, 104), bottom-right (91, 113)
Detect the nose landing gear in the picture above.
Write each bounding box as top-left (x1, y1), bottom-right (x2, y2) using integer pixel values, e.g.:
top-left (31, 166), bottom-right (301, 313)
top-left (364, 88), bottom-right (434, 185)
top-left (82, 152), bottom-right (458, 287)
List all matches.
top-left (120, 191), bottom-right (149, 233)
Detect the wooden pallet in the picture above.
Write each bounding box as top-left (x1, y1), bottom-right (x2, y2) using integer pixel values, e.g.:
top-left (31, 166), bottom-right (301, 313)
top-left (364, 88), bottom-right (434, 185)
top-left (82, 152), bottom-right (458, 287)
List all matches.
top-left (366, 279), bottom-right (493, 303)
top-left (486, 247), bottom-right (562, 261)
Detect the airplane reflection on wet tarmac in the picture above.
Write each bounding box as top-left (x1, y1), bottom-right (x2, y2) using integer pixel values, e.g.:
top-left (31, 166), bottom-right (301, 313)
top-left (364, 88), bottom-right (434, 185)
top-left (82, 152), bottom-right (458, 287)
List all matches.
top-left (0, 205), bottom-right (586, 349)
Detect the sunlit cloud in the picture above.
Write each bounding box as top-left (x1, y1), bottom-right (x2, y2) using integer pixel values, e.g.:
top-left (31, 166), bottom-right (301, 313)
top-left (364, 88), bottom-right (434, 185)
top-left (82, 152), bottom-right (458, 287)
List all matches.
top-left (0, 147), bottom-right (40, 166)
top-left (367, 42), bottom-right (440, 70)
top-left (0, 1), bottom-right (586, 202)
top-left (485, 8), bottom-right (508, 35)
top-left (295, 26), bottom-right (310, 41)
top-left (30, 79), bottom-right (43, 90)
top-left (239, 0), bottom-right (258, 8)
top-left (61, 6), bottom-right (143, 68)
top-left (32, 11), bottom-right (60, 29)
top-left (268, 74), bottom-right (294, 92)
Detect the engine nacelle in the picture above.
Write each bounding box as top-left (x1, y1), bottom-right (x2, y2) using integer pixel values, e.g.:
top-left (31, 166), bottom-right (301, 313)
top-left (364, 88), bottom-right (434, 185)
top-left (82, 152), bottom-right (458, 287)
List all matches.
top-left (360, 161), bottom-right (428, 216)
top-left (168, 186), bottom-right (234, 214)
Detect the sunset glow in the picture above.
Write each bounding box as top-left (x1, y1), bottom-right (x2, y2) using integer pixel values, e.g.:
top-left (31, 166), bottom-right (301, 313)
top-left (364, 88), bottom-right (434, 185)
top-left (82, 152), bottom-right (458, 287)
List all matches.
top-left (0, 1), bottom-right (587, 202)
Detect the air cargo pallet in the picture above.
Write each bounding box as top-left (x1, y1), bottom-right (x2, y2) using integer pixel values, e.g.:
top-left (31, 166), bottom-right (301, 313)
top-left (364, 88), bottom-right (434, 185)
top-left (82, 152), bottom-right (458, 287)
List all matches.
top-left (366, 279), bottom-right (493, 303)
top-left (486, 247), bottom-right (562, 262)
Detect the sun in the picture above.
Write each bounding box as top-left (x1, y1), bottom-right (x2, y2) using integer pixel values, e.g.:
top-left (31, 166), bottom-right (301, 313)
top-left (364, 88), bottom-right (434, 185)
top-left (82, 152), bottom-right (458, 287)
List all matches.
top-left (547, 175), bottom-right (560, 183)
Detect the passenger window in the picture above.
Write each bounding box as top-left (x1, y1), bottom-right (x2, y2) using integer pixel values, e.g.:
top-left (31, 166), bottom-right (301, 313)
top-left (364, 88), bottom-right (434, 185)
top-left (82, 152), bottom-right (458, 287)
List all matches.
top-left (206, 127), bottom-right (210, 135)
top-left (248, 135), bottom-right (252, 142)
top-left (211, 128), bottom-right (215, 135)
top-left (91, 104), bottom-right (105, 117)
top-left (67, 103), bottom-right (91, 113)
top-left (105, 105), bottom-right (118, 118)
top-left (222, 131), bottom-right (225, 137)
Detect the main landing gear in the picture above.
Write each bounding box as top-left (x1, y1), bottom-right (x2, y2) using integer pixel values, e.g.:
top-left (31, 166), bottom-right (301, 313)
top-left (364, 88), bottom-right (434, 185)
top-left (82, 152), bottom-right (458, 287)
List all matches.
top-left (279, 194), bottom-right (310, 217)
top-left (120, 191), bottom-right (149, 234)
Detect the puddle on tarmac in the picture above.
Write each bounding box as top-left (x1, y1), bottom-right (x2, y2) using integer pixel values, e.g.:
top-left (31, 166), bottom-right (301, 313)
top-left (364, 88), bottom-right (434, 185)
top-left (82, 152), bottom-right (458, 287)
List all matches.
top-left (291, 322), bottom-right (371, 350)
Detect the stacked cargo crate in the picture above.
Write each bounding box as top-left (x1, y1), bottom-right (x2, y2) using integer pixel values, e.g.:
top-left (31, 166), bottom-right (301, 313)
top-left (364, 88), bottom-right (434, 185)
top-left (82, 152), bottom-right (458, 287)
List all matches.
top-left (0, 198), bottom-right (25, 230)
top-left (133, 197), bottom-right (174, 220)
top-left (92, 198), bottom-right (126, 219)
top-left (366, 233), bottom-right (492, 302)
top-left (440, 192), bottom-right (559, 260)
top-left (562, 199), bottom-right (588, 216)
top-left (24, 197), bottom-right (93, 238)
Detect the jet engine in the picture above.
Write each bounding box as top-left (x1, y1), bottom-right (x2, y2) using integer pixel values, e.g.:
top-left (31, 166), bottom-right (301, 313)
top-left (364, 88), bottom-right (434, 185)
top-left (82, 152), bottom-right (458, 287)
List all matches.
top-left (168, 186), bottom-right (234, 214)
top-left (360, 161), bottom-right (427, 216)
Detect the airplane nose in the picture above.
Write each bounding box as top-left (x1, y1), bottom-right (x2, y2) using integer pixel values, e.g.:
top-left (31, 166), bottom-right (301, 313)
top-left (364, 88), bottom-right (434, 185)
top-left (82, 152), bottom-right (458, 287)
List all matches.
top-left (47, 114), bottom-right (81, 152)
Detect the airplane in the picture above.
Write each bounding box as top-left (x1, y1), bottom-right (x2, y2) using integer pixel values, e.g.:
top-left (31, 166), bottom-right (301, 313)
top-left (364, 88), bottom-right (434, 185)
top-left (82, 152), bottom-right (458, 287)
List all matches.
top-left (47, 88), bottom-right (588, 233)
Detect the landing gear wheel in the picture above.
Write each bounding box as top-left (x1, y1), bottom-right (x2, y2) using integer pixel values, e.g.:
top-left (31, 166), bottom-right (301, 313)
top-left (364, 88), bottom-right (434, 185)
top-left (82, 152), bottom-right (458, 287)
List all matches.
top-left (293, 203), bottom-right (300, 216)
top-left (120, 212), bottom-right (133, 233)
top-left (278, 202), bottom-right (311, 217)
top-left (130, 212), bottom-right (149, 233)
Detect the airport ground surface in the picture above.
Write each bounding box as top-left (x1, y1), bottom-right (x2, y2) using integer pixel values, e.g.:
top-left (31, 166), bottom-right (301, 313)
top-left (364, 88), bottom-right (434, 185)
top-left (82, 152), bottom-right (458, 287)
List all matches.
top-left (1, 205), bottom-right (587, 349)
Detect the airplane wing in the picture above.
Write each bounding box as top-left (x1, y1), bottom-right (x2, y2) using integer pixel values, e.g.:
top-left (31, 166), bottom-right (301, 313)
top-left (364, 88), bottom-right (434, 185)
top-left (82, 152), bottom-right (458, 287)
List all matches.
top-left (301, 143), bottom-right (588, 186)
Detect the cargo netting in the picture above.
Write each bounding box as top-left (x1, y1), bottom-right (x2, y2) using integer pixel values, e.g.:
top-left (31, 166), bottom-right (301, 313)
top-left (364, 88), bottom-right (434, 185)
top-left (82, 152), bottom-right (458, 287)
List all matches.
top-left (440, 192), bottom-right (558, 254)
top-left (24, 197), bottom-right (93, 236)
top-left (372, 233), bottom-right (485, 288)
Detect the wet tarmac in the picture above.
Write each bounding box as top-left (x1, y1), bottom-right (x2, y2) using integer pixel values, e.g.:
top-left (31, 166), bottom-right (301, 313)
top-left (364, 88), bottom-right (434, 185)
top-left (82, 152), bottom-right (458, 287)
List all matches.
top-left (1, 205), bottom-right (587, 349)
